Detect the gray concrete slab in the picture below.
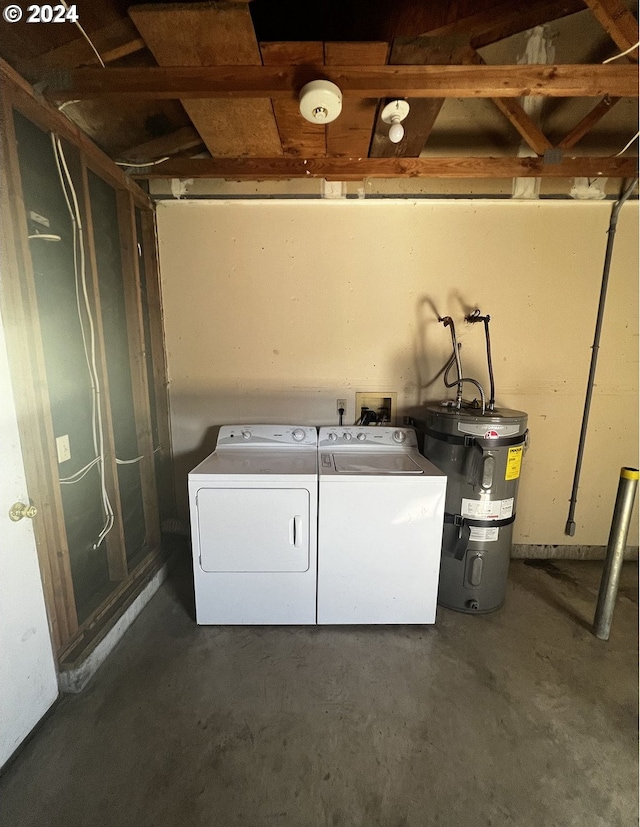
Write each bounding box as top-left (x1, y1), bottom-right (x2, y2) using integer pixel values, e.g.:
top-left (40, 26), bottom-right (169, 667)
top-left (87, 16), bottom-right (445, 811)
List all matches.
top-left (1, 553), bottom-right (637, 827)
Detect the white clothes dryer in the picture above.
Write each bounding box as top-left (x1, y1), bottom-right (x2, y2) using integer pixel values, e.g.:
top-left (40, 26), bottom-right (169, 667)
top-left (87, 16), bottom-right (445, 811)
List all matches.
top-left (317, 426), bottom-right (446, 625)
top-left (188, 425), bottom-right (318, 624)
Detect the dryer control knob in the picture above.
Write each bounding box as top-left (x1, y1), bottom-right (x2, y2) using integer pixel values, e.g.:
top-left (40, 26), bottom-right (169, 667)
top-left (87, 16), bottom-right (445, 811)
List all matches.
top-left (342, 432), bottom-right (352, 441)
top-left (328, 432), bottom-right (338, 441)
top-left (392, 430), bottom-right (406, 443)
top-left (357, 433), bottom-right (366, 441)
top-left (292, 428), bottom-right (306, 442)
top-left (242, 430), bottom-right (252, 440)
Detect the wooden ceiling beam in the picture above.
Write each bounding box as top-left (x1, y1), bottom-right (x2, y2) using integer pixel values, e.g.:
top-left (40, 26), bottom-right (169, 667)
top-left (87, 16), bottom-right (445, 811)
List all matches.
top-left (470, 1), bottom-right (586, 48)
top-left (582, 0), bottom-right (639, 62)
top-left (131, 155), bottom-right (638, 179)
top-left (45, 64), bottom-right (640, 102)
top-left (370, 36), bottom-right (475, 159)
top-left (556, 96), bottom-right (621, 148)
top-left (261, 42), bottom-right (326, 157)
top-left (129, 3), bottom-right (282, 159)
top-left (17, 18), bottom-right (145, 76)
top-left (118, 126), bottom-right (204, 164)
top-left (325, 42), bottom-right (390, 158)
top-left (467, 51), bottom-right (553, 155)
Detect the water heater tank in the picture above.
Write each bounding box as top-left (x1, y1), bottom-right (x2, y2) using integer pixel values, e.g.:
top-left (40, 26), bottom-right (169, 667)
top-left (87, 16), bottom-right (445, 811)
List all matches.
top-left (408, 404), bottom-right (528, 614)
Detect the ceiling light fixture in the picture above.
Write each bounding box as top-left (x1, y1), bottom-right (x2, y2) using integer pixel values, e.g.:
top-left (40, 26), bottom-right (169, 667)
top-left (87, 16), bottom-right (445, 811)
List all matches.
top-left (299, 80), bottom-right (343, 124)
top-left (381, 99), bottom-right (410, 144)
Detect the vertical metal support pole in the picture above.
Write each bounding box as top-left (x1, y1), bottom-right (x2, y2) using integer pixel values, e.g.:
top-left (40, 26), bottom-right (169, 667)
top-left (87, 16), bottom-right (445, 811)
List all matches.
top-left (593, 467), bottom-right (639, 641)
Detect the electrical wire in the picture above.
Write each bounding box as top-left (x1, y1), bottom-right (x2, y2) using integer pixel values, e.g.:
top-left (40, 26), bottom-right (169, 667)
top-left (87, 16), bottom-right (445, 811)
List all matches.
top-left (614, 130), bottom-right (639, 156)
top-left (60, 1), bottom-right (106, 68)
top-left (51, 132), bottom-right (114, 546)
top-left (59, 456), bottom-right (103, 484)
top-left (116, 455), bottom-right (144, 465)
top-left (115, 157), bottom-right (170, 168)
top-left (602, 41), bottom-right (640, 63)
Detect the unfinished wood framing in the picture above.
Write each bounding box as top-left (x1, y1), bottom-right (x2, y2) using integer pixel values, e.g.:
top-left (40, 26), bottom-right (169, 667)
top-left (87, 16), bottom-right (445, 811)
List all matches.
top-left (17, 18), bottom-right (146, 76)
top-left (128, 3), bottom-right (282, 157)
top-left (115, 189), bottom-right (161, 552)
top-left (261, 42), bottom-right (326, 158)
top-left (583, 0), bottom-right (640, 60)
top-left (44, 64), bottom-right (639, 102)
top-left (137, 209), bottom-right (175, 523)
top-left (0, 63), bottom-right (172, 662)
top-left (325, 42), bottom-right (390, 158)
top-left (557, 96), bottom-right (622, 149)
top-left (134, 155), bottom-right (637, 179)
top-left (0, 88), bottom-right (78, 651)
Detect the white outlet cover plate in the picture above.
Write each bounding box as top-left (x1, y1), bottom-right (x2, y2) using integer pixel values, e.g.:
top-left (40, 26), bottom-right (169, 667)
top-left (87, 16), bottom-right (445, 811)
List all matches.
top-left (56, 434), bottom-right (71, 464)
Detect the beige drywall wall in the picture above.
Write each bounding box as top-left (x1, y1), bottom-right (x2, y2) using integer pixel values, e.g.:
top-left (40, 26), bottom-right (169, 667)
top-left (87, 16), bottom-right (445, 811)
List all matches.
top-left (156, 198), bottom-right (639, 547)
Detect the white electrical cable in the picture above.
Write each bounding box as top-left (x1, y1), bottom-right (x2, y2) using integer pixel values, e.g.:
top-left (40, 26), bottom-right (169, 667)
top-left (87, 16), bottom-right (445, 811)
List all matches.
top-left (602, 41), bottom-right (640, 63)
top-left (60, 1), bottom-right (106, 68)
top-left (28, 233), bottom-right (62, 241)
top-left (51, 133), bottom-right (114, 546)
top-left (614, 130), bottom-right (640, 156)
top-left (115, 157), bottom-right (171, 168)
top-left (116, 456), bottom-right (144, 465)
top-left (59, 456), bottom-right (103, 484)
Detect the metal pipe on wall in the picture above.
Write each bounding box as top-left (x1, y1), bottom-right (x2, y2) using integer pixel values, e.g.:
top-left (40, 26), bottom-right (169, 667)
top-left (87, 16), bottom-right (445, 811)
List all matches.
top-left (593, 467), bottom-right (639, 641)
top-left (565, 177), bottom-right (638, 536)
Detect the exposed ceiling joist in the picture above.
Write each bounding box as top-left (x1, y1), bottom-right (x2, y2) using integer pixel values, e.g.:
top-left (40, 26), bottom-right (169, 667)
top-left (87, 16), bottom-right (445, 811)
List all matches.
top-left (467, 50), bottom-right (553, 155)
top-left (129, 2), bottom-right (282, 158)
top-left (583, 0), bottom-right (639, 61)
top-left (557, 96), bottom-right (621, 148)
top-left (469, 0), bottom-right (586, 48)
top-left (370, 36), bottom-right (475, 159)
top-left (132, 155), bottom-right (637, 179)
top-left (44, 64), bottom-right (639, 102)
top-left (18, 18), bottom-right (145, 75)
top-left (119, 126), bottom-right (204, 163)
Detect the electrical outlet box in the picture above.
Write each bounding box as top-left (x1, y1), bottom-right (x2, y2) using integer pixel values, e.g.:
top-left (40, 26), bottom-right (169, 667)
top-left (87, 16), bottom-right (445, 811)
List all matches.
top-left (56, 434), bottom-right (71, 464)
top-left (336, 398), bottom-right (346, 415)
top-left (355, 392), bottom-right (397, 426)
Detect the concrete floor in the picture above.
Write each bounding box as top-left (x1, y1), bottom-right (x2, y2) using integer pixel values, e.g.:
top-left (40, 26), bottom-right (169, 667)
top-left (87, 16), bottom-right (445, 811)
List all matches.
top-left (1, 552), bottom-right (637, 827)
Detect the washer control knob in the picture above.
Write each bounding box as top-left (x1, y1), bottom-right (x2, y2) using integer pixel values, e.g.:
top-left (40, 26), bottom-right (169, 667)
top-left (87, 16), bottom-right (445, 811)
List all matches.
top-left (292, 428), bottom-right (306, 442)
top-left (392, 430), bottom-right (406, 443)
top-left (328, 432), bottom-right (338, 441)
top-left (342, 432), bottom-right (352, 441)
top-left (242, 430), bottom-right (252, 440)
top-left (357, 433), bottom-right (366, 441)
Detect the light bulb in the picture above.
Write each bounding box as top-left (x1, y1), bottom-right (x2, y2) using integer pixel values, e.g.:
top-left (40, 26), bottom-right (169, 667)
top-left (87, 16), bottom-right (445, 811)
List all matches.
top-left (388, 117), bottom-right (404, 143)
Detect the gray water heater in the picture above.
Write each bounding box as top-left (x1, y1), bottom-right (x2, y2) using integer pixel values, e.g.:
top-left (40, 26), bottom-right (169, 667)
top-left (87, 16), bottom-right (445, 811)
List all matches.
top-left (406, 310), bottom-right (528, 613)
top-left (409, 405), bottom-right (528, 613)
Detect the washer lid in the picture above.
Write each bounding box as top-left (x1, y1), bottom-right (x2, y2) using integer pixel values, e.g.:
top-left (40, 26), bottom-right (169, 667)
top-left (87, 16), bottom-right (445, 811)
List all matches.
top-left (332, 453), bottom-right (424, 474)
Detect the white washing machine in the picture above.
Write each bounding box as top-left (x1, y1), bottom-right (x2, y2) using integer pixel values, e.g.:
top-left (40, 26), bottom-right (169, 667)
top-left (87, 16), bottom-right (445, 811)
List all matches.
top-left (188, 425), bottom-right (318, 624)
top-left (317, 426), bottom-right (447, 625)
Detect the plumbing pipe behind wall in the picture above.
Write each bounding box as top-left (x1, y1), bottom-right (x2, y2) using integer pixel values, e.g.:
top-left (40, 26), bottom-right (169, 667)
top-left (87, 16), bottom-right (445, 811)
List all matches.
top-left (565, 178), bottom-right (638, 537)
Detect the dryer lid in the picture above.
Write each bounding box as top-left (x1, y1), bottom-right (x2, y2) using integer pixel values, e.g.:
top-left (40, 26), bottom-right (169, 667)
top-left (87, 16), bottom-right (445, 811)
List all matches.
top-left (331, 453), bottom-right (424, 474)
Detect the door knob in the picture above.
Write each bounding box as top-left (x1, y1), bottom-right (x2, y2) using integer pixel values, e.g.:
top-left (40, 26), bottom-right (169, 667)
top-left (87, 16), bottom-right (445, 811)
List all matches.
top-left (9, 502), bottom-right (38, 522)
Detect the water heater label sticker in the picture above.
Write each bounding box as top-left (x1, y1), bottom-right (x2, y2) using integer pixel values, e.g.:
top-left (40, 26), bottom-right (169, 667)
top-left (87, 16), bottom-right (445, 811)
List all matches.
top-left (462, 498), bottom-right (514, 520)
top-left (505, 446), bottom-right (523, 480)
top-left (469, 526), bottom-right (499, 542)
